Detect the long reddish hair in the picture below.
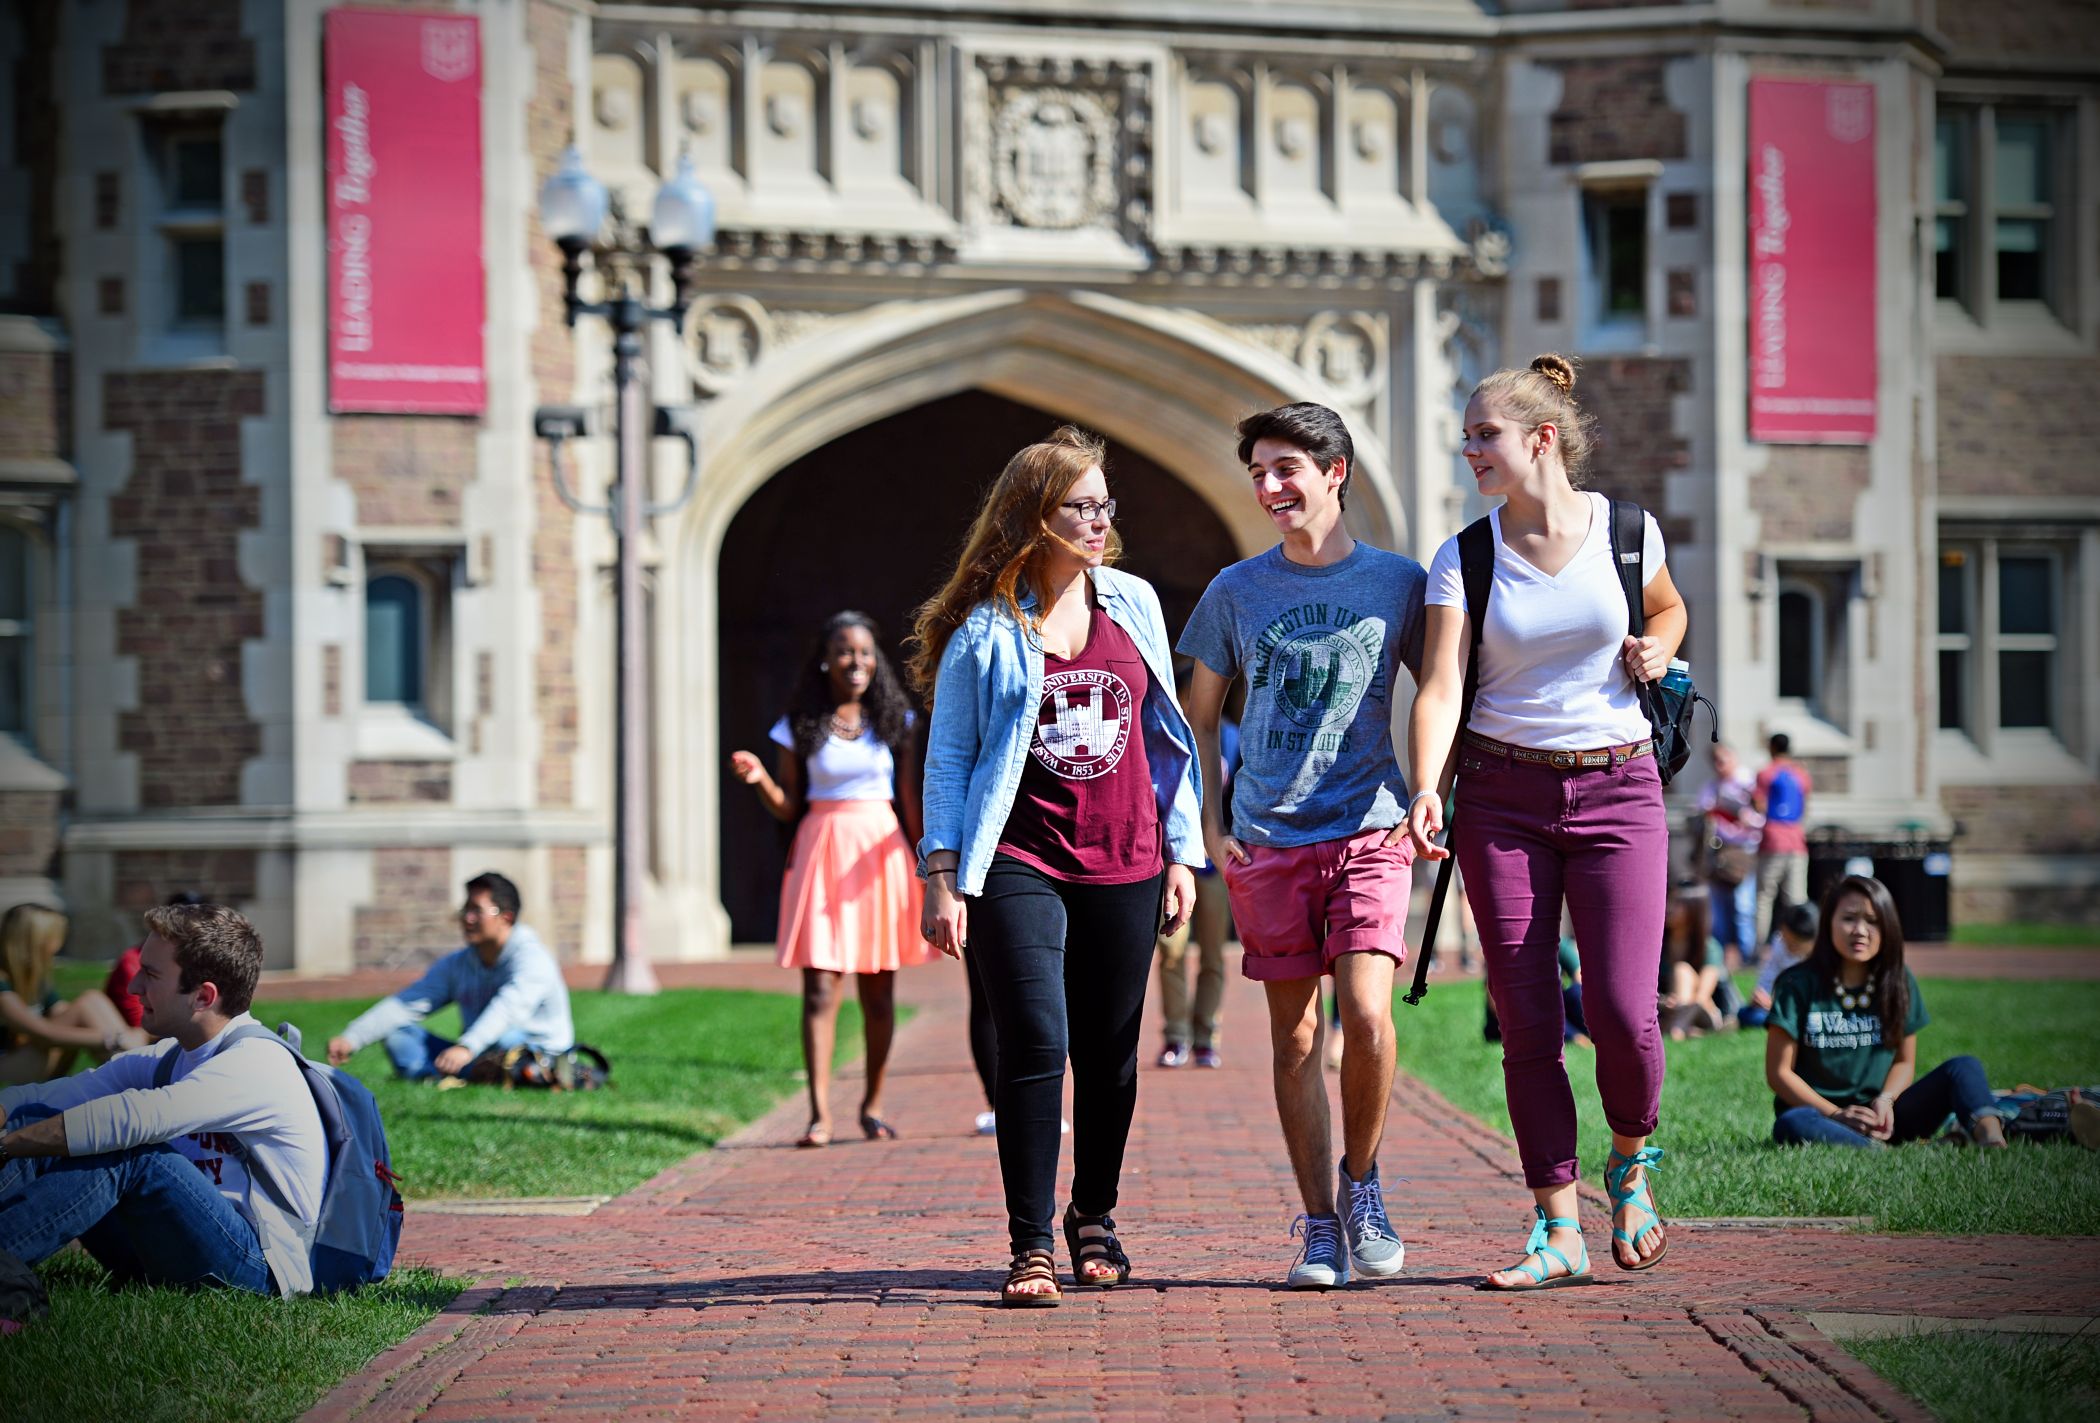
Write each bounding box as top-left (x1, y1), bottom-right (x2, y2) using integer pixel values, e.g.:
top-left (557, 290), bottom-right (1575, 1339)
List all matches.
top-left (906, 426), bottom-right (1119, 699)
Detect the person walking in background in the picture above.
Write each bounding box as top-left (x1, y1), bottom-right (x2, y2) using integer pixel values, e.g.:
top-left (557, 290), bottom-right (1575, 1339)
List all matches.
top-left (1179, 401), bottom-right (1426, 1291)
top-left (1754, 733), bottom-right (1813, 950)
top-left (1765, 875), bottom-right (2005, 1149)
top-left (912, 425), bottom-right (1200, 1307)
top-left (731, 610), bottom-right (930, 1149)
top-left (1698, 742), bottom-right (1763, 969)
top-left (0, 905), bottom-right (147, 1086)
top-left (1155, 659), bottom-right (1239, 1071)
top-left (1407, 354), bottom-right (1686, 1289)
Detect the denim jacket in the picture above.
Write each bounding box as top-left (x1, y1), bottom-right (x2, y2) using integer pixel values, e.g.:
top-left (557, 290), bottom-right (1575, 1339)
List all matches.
top-left (919, 565), bottom-right (1204, 896)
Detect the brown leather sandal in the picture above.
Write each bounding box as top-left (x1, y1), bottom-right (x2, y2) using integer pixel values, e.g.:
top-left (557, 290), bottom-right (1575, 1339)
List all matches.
top-left (1000, 1249), bottom-right (1062, 1308)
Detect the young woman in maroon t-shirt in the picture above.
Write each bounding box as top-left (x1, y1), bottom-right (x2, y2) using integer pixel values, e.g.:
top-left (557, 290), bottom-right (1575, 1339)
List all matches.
top-left (910, 426), bottom-right (1203, 1308)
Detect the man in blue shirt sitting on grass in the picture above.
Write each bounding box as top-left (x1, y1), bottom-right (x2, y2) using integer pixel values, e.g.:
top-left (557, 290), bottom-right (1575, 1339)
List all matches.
top-left (328, 872), bottom-right (573, 1080)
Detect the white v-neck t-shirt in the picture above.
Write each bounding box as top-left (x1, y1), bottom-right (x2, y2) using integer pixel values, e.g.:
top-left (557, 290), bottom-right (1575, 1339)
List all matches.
top-left (1426, 492), bottom-right (1665, 751)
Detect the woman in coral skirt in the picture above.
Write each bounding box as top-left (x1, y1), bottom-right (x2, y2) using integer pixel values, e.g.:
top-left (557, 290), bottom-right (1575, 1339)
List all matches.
top-left (731, 610), bottom-right (930, 1147)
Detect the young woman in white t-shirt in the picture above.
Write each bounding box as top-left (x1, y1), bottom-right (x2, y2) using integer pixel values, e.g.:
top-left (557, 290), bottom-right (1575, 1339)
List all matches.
top-left (1406, 355), bottom-right (1688, 1290)
top-left (730, 611), bottom-right (931, 1148)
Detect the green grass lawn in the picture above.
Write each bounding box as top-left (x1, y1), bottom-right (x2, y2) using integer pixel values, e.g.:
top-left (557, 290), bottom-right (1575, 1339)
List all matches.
top-left (1949, 922), bottom-right (2100, 948)
top-left (253, 985), bottom-right (880, 1198)
top-left (3, 1255), bottom-right (464, 1423)
top-left (1843, 1329), bottom-right (2100, 1423)
top-left (1393, 975), bottom-right (2100, 1234)
top-left (7, 973), bottom-right (857, 1419)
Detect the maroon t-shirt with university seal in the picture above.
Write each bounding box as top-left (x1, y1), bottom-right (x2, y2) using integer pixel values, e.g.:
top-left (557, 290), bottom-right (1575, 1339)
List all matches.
top-left (996, 606), bottom-right (1164, 884)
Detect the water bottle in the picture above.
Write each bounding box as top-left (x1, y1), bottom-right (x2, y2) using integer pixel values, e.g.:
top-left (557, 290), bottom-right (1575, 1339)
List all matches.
top-left (1660, 659), bottom-right (1693, 698)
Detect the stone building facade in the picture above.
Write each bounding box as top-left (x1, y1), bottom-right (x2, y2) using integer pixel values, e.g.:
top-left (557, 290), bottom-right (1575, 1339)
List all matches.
top-left (2, 0), bottom-right (2094, 969)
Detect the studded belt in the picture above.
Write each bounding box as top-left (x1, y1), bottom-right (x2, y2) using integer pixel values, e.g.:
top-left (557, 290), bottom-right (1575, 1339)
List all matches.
top-left (1462, 731), bottom-right (1654, 770)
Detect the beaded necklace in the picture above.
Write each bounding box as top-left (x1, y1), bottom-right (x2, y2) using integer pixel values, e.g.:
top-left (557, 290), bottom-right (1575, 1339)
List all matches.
top-left (1834, 973), bottom-right (1878, 1013)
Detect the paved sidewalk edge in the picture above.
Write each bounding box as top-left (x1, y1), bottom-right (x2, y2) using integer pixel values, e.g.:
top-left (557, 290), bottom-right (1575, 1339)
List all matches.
top-left (1752, 1309), bottom-right (1945, 1423)
top-left (1693, 1307), bottom-right (1935, 1423)
top-left (306, 1284), bottom-right (550, 1423)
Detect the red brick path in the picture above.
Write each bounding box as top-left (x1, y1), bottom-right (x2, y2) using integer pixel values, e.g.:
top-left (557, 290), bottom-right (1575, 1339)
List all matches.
top-left (310, 959), bottom-right (2098, 1422)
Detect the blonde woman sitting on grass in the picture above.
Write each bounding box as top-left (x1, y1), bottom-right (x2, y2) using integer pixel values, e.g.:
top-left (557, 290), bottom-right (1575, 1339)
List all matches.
top-left (0, 904), bottom-right (147, 1086)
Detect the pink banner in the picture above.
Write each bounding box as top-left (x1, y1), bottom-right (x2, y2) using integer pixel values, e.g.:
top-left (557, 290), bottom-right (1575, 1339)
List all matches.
top-left (1747, 78), bottom-right (1876, 444)
top-left (326, 9), bottom-right (484, 414)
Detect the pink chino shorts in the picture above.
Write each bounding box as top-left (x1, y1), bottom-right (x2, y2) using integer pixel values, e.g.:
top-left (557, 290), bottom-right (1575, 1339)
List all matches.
top-left (1221, 827), bottom-right (1415, 982)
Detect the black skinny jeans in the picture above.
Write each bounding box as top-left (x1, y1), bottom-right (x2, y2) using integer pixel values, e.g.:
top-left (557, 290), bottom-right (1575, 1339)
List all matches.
top-left (969, 854), bottom-right (1164, 1255)
top-left (963, 946), bottom-right (998, 1109)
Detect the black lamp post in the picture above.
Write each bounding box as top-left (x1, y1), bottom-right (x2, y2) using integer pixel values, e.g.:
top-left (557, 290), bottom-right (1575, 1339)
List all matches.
top-left (535, 148), bottom-right (713, 993)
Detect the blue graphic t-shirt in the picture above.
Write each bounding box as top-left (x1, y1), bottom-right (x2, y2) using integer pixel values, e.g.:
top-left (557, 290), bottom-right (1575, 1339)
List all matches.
top-left (1178, 542), bottom-right (1426, 847)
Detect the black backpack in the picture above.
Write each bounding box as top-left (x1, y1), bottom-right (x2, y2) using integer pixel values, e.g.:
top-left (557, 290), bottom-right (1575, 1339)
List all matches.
top-left (1403, 498), bottom-right (1714, 1006)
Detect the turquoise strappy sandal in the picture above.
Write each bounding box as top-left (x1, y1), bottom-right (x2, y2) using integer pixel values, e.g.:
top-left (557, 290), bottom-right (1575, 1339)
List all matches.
top-left (1479, 1206), bottom-right (1591, 1291)
top-left (1604, 1145), bottom-right (1668, 1272)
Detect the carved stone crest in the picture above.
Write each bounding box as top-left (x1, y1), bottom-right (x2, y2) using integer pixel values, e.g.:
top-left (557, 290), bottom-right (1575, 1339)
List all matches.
top-left (992, 89), bottom-right (1118, 230)
top-left (1297, 312), bottom-right (1386, 409)
top-left (962, 54), bottom-right (1152, 250)
top-left (681, 295), bottom-right (773, 396)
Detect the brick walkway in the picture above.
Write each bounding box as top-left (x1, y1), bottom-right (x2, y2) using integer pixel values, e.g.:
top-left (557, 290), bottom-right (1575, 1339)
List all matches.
top-left (311, 958), bottom-right (2099, 1422)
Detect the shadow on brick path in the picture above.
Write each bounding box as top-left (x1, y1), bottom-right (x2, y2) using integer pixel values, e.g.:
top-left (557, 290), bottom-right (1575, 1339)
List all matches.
top-left (309, 953), bottom-right (2097, 1422)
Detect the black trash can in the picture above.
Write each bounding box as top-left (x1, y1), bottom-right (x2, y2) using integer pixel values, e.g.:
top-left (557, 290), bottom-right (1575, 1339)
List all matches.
top-left (1805, 831), bottom-right (1953, 942)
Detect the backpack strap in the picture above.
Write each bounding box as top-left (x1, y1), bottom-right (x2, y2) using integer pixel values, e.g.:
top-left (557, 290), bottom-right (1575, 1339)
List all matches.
top-left (1609, 498), bottom-right (1670, 742)
top-left (1405, 516), bottom-right (1494, 1008)
top-left (1609, 498), bottom-right (1646, 639)
top-left (1457, 516), bottom-right (1493, 714)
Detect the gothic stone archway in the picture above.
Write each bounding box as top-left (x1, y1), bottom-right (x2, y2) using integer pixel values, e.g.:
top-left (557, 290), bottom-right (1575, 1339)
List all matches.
top-left (715, 389), bottom-right (1240, 942)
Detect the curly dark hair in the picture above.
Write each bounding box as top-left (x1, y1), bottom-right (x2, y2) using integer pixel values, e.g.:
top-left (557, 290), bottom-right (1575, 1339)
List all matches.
top-left (785, 611), bottom-right (914, 760)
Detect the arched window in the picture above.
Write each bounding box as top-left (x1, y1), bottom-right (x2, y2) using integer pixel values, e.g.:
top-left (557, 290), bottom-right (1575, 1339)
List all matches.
top-left (0, 525), bottom-right (30, 739)
top-left (365, 573), bottom-right (424, 707)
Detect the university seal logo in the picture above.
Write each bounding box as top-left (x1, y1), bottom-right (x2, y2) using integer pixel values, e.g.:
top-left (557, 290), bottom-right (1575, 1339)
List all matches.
top-left (1271, 630), bottom-right (1370, 731)
top-left (421, 21), bottom-right (476, 84)
top-left (1031, 669), bottom-right (1133, 779)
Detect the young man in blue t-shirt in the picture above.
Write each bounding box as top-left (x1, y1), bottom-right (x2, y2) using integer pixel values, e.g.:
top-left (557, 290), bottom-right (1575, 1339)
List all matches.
top-left (1178, 402), bottom-right (1426, 1289)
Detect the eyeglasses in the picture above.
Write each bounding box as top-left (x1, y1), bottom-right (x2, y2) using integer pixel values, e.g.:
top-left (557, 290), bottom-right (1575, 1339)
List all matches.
top-left (1059, 498), bottom-right (1117, 522)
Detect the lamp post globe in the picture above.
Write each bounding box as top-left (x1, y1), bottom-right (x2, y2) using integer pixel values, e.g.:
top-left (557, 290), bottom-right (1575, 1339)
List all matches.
top-left (649, 152), bottom-right (716, 257)
top-left (538, 146), bottom-right (608, 251)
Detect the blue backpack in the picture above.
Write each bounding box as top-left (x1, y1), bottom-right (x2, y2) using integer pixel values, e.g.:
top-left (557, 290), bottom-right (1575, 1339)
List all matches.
top-left (1764, 765), bottom-right (1807, 824)
top-left (154, 1022), bottom-right (404, 1292)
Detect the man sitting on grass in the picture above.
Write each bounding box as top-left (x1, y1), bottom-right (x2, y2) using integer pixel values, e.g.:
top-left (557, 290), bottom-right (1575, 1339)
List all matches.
top-left (0, 903), bottom-right (325, 1295)
top-left (328, 872), bottom-right (573, 1081)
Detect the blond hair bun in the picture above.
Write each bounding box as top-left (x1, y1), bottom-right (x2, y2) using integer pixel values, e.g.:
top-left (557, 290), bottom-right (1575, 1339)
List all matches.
top-left (1529, 353), bottom-right (1577, 396)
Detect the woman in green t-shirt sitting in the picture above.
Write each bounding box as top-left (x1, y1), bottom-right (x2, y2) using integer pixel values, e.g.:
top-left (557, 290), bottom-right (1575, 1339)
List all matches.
top-left (1764, 874), bottom-right (2006, 1149)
